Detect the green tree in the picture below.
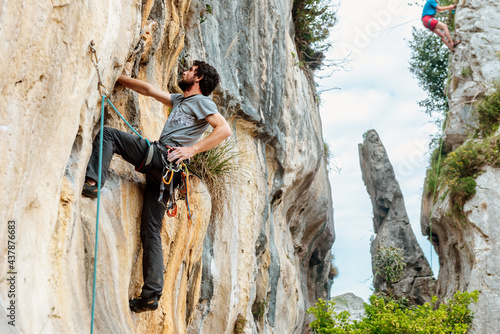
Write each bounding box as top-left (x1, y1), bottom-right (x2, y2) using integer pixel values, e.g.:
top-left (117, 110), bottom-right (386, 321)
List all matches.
top-left (307, 291), bottom-right (479, 333)
top-left (292, 0), bottom-right (337, 70)
top-left (408, 27), bottom-right (449, 117)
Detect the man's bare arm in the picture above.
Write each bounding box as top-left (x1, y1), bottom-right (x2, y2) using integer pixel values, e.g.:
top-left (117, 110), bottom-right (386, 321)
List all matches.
top-left (117, 75), bottom-right (173, 107)
top-left (436, 4), bottom-right (455, 13)
top-left (167, 113), bottom-right (232, 163)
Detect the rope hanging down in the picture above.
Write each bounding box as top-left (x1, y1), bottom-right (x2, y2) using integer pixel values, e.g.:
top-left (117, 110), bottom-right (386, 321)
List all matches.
top-left (88, 40), bottom-right (106, 334)
top-left (89, 94), bottom-right (104, 334)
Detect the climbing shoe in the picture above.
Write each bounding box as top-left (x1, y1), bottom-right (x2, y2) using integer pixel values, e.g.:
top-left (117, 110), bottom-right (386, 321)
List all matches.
top-left (82, 181), bottom-right (98, 199)
top-left (129, 295), bottom-right (158, 313)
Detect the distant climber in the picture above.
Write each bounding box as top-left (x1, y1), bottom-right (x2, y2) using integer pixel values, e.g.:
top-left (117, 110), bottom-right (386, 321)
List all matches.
top-left (82, 61), bottom-right (231, 312)
top-left (422, 0), bottom-right (460, 52)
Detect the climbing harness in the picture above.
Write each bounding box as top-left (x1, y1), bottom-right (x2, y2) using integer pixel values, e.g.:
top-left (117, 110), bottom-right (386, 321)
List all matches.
top-left (155, 142), bottom-right (192, 220)
top-left (88, 40), bottom-right (194, 334)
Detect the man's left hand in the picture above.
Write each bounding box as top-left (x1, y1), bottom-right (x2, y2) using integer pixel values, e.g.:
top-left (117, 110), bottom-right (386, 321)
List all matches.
top-left (167, 146), bottom-right (196, 164)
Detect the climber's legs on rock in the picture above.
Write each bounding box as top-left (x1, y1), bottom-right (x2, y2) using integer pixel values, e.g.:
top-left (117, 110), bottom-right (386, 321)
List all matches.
top-left (137, 173), bottom-right (181, 302)
top-left (434, 21), bottom-right (455, 51)
top-left (83, 127), bottom-right (148, 197)
top-left (83, 126), bottom-right (182, 312)
top-left (139, 180), bottom-right (166, 300)
top-left (82, 180), bottom-right (98, 198)
top-left (129, 295), bottom-right (159, 313)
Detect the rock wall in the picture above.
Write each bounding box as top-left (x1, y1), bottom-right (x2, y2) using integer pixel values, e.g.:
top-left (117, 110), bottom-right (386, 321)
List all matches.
top-left (332, 293), bottom-right (365, 321)
top-left (444, 0), bottom-right (500, 150)
top-left (359, 130), bottom-right (435, 304)
top-left (0, 0), bottom-right (334, 333)
top-left (421, 1), bottom-right (500, 333)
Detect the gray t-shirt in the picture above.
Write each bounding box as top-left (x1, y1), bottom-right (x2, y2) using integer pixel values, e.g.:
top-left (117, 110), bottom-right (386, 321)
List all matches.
top-left (159, 93), bottom-right (218, 147)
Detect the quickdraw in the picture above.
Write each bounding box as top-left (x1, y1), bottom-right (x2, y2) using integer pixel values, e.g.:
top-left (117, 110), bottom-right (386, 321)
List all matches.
top-left (156, 142), bottom-right (192, 220)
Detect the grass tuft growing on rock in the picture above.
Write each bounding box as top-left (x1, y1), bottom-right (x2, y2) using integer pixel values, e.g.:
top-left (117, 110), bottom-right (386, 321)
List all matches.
top-left (189, 134), bottom-right (244, 219)
top-left (233, 313), bottom-right (247, 334)
top-left (251, 299), bottom-right (267, 322)
top-left (473, 83), bottom-right (500, 137)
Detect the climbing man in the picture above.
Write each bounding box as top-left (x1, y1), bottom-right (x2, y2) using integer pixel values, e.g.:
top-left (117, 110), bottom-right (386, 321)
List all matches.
top-left (82, 60), bottom-right (231, 312)
top-left (422, 0), bottom-right (460, 52)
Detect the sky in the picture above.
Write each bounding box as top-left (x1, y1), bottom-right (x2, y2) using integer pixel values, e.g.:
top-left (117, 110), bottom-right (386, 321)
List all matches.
top-left (319, 0), bottom-right (441, 301)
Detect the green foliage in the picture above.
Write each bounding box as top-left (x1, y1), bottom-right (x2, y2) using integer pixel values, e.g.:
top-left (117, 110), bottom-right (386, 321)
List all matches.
top-left (357, 291), bottom-right (478, 333)
top-left (251, 300), bottom-right (267, 322)
top-left (322, 141), bottom-right (343, 173)
top-left (292, 0), bottom-right (337, 70)
top-left (427, 136), bottom-right (500, 208)
top-left (441, 138), bottom-right (500, 204)
top-left (190, 136), bottom-right (241, 181)
top-left (362, 131), bottom-right (369, 141)
top-left (408, 27), bottom-right (449, 116)
top-left (233, 313), bottom-right (247, 334)
top-left (474, 83), bottom-right (500, 137)
top-left (372, 246), bottom-right (406, 285)
top-left (407, 0), bottom-right (457, 118)
top-left (200, 4), bottom-right (213, 23)
top-left (307, 299), bottom-right (353, 333)
top-left (189, 135), bottom-right (243, 217)
top-left (425, 86), bottom-right (500, 215)
top-left (439, 0), bottom-right (457, 30)
top-left (461, 67), bottom-right (472, 78)
top-left (323, 142), bottom-right (331, 162)
top-left (425, 142), bottom-right (447, 196)
top-left (307, 291), bottom-right (479, 334)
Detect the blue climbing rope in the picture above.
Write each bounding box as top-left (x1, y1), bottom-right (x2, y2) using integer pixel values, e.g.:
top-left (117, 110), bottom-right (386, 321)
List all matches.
top-left (105, 97), bottom-right (150, 146)
top-left (89, 95), bottom-right (150, 334)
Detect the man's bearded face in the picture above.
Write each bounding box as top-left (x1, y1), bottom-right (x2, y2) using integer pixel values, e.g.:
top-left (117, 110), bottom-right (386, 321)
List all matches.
top-left (178, 66), bottom-right (199, 92)
top-left (178, 77), bottom-right (196, 92)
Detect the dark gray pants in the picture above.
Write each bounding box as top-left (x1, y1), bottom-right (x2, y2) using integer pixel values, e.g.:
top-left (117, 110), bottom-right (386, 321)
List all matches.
top-left (86, 127), bottom-right (180, 298)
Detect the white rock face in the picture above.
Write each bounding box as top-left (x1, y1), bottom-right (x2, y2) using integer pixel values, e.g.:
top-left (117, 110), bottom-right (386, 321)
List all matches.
top-left (444, 0), bottom-right (500, 150)
top-left (464, 167), bottom-right (500, 333)
top-left (332, 293), bottom-right (365, 321)
top-left (0, 0), bottom-right (334, 333)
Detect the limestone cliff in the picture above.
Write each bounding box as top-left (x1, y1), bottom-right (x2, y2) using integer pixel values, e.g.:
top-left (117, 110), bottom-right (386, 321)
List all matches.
top-left (444, 0), bottom-right (500, 151)
top-left (359, 130), bottom-right (435, 304)
top-left (421, 1), bottom-right (500, 333)
top-left (0, 0), bottom-right (334, 333)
